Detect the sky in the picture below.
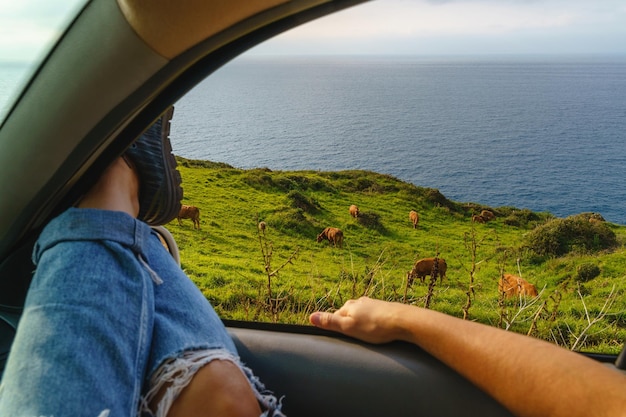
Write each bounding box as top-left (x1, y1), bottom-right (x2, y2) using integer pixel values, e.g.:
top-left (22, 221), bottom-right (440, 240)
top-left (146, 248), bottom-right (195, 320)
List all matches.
top-left (1, 0), bottom-right (626, 63)
top-left (250, 0), bottom-right (626, 55)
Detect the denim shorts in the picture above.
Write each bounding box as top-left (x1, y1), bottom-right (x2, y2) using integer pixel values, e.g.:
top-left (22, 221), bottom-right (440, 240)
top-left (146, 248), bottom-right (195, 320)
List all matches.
top-left (0, 208), bottom-right (284, 417)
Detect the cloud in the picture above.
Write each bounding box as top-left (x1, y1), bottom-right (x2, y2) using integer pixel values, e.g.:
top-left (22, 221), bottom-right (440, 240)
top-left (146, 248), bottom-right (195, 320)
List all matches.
top-left (280, 0), bottom-right (581, 37)
top-left (250, 0), bottom-right (626, 54)
top-left (2, 0), bottom-right (625, 60)
top-left (0, 0), bottom-right (84, 62)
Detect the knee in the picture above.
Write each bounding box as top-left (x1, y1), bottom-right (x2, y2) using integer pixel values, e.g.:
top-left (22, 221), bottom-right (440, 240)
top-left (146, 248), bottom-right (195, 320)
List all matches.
top-left (167, 359), bottom-right (261, 417)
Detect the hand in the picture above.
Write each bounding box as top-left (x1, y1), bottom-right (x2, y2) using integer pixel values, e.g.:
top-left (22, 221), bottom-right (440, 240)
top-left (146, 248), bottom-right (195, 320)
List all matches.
top-left (309, 297), bottom-right (407, 344)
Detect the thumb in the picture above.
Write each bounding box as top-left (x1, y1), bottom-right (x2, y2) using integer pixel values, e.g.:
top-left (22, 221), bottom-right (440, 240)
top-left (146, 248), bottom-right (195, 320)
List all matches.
top-left (309, 311), bottom-right (337, 330)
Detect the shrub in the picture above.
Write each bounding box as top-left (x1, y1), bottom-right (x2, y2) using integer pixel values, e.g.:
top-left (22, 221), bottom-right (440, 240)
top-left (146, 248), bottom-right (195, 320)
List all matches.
top-left (243, 170), bottom-right (278, 190)
top-left (286, 190), bottom-right (321, 214)
top-left (525, 215), bottom-right (618, 257)
top-left (285, 174), bottom-right (336, 192)
top-left (356, 211), bottom-right (387, 234)
top-left (176, 156), bottom-right (235, 169)
top-left (266, 208), bottom-right (318, 238)
top-left (502, 209), bottom-right (541, 228)
top-left (576, 263), bottom-right (601, 283)
top-left (424, 188), bottom-right (461, 213)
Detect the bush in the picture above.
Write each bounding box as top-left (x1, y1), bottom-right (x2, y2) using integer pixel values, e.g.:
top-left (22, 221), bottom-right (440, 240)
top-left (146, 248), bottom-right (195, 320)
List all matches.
top-left (525, 215), bottom-right (618, 257)
top-left (266, 208), bottom-right (318, 238)
top-left (286, 190), bottom-right (321, 214)
top-left (502, 209), bottom-right (541, 228)
top-left (243, 170), bottom-right (278, 190)
top-left (576, 263), bottom-right (601, 283)
top-left (176, 156), bottom-right (235, 169)
top-left (285, 174), bottom-right (336, 192)
top-left (424, 188), bottom-right (461, 213)
top-left (356, 211), bottom-right (387, 234)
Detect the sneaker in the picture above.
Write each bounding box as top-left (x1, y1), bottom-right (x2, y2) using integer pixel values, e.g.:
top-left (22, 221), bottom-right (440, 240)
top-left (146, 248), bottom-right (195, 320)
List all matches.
top-left (125, 106), bottom-right (183, 226)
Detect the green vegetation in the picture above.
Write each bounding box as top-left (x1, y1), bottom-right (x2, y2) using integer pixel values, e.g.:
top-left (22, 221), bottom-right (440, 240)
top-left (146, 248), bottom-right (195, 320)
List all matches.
top-left (168, 156), bottom-right (626, 354)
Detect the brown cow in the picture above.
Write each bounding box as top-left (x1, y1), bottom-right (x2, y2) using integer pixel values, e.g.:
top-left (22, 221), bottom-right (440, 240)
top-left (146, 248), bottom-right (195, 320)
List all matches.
top-left (498, 273), bottom-right (538, 299)
top-left (588, 213), bottom-right (605, 222)
top-left (472, 214), bottom-right (486, 223)
top-left (407, 257), bottom-right (447, 286)
top-left (316, 227), bottom-right (344, 248)
top-left (480, 210), bottom-right (495, 221)
top-left (409, 210), bottom-right (419, 229)
top-left (177, 204), bottom-right (200, 229)
top-left (349, 204), bottom-right (360, 218)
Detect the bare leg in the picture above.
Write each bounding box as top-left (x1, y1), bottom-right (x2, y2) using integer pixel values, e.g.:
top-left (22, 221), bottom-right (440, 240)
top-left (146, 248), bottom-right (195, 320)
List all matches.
top-left (81, 158), bottom-right (262, 417)
top-left (78, 157), bottom-right (140, 216)
top-left (156, 360), bottom-right (262, 417)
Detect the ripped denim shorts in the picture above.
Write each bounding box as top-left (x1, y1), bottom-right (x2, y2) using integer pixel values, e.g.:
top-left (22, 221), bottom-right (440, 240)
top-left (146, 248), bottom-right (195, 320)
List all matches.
top-left (0, 208), bottom-right (285, 417)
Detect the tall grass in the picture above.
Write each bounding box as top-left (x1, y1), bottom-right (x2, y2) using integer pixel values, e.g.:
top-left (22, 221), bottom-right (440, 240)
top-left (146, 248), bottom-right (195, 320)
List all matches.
top-left (169, 157), bottom-right (626, 353)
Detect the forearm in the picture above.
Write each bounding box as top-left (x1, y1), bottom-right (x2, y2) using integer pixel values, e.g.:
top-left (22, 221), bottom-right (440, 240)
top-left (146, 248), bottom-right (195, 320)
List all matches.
top-left (393, 305), bottom-right (626, 417)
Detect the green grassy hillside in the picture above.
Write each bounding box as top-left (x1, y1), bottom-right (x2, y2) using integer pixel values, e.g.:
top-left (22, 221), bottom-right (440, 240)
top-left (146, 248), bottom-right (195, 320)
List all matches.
top-left (166, 157), bottom-right (626, 354)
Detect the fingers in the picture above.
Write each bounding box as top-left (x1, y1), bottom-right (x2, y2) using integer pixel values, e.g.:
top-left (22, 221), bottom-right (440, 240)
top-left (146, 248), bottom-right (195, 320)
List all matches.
top-left (309, 311), bottom-right (334, 329)
top-left (309, 311), bottom-right (347, 335)
top-left (309, 298), bottom-right (367, 333)
top-left (309, 297), bottom-right (403, 344)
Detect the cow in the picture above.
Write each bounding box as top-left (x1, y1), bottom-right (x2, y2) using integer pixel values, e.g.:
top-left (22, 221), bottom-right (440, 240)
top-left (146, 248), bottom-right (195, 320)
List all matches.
top-left (407, 257), bottom-right (447, 286)
top-left (480, 210), bottom-right (495, 221)
top-left (498, 273), bottom-right (538, 299)
top-left (409, 210), bottom-right (419, 229)
top-left (589, 213), bottom-right (606, 224)
top-left (472, 214), bottom-right (486, 223)
top-left (258, 221), bottom-right (267, 234)
top-left (316, 227), bottom-right (344, 248)
top-left (177, 204), bottom-right (200, 229)
top-left (588, 213), bottom-right (605, 222)
top-left (349, 204), bottom-right (360, 219)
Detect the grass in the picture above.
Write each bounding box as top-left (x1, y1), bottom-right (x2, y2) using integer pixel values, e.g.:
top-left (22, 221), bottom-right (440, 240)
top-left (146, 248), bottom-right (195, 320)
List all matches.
top-left (166, 156), bottom-right (626, 354)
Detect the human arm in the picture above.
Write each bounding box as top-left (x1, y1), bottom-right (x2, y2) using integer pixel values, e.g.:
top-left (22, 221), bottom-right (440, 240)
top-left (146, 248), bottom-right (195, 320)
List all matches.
top-left (309, 297), bottom-right (626, 417)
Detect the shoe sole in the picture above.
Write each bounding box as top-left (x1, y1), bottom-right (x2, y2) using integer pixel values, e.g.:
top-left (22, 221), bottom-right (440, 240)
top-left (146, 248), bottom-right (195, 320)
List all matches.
top-left (133, 106), bottom-right (183, 225)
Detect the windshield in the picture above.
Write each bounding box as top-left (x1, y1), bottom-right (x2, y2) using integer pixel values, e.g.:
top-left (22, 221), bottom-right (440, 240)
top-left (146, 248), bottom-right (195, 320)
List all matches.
top-left (168, 1), bottom-right (626, 354)
top-left (0, 0), bottom-right (87, 122)
top-left (1, 0), bottom-right (625, 356)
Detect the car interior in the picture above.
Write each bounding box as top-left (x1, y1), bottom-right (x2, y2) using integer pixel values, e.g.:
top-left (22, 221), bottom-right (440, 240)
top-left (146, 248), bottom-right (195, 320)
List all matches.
top-left (0, 1), bottom-right (623, 416)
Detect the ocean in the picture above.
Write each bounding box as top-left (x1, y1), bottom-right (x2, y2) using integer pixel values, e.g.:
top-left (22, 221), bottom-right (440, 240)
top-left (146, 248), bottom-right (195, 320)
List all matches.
top-left (170, 55), bottom-right (626, 225)
top-left (2, 55), bottom-right (625, 224)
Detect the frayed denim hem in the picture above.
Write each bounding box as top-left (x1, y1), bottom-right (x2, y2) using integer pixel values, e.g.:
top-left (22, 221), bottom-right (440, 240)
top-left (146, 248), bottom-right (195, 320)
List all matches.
top-left (140, 349), bottom-right (286, 417)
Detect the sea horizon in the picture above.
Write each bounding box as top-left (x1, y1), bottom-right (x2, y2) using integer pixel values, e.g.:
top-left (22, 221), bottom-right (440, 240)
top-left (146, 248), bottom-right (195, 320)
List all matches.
top-left (2, 54), bottom-right (625, 224)
top-left (169, 54), bottom-right (626, 224)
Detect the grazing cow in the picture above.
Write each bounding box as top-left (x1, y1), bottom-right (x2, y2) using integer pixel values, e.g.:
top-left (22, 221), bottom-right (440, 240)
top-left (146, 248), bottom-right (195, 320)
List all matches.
top-left (472, 214), bottom-right (486, 223)
top-left (498, 274), bottom-right (538, 299)
top-left (589, 217), bottom-right (604, 225)
top-left (407, 257), bottom-right (447, 286)
top-left (588, 213), bottom-right (605, 222)
top-left (316, 227), bottom-right (344, 248)
top-left (409, 210), bottom-right (419, 229)
top-left (177, 204), bottom-right (201, 229)
top-left (349, 204), bottom-right (360, 219)
top-left (258, 221), bottom-right (267, 234)
top-left (480, 210), bottom-right (495, 221)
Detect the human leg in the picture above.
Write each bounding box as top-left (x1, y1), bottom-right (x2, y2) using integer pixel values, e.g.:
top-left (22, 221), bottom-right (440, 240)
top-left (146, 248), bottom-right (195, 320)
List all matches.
top-left (0, 109), bottom-right (174, 416)
top-left (78, 156), bottom-right (140, 216)
top-left (0, 207), bottom-right (157, 417)
top-left (137, 223), bottom-right (284, 417)
top-left (0, 166), bottom-right (272, 417)
top-left (164, 360), bottom-right (262, 417)
top-left (0, 105), bottom-right (283, 416)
